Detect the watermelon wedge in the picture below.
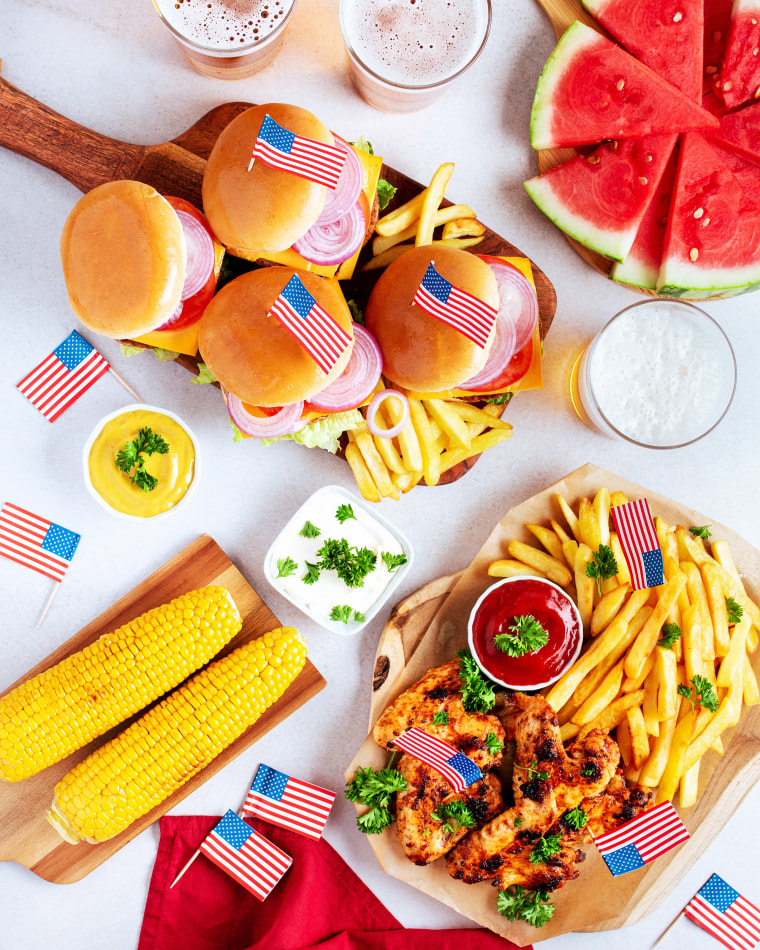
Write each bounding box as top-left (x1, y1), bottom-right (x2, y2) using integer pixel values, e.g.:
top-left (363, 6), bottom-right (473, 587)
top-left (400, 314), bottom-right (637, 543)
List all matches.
top-left (524, 134), bottom-right (677, 262)
top-left (717, 0), bottom-right (760, 108)
top-left (703, 0), bottom-right (734, 94)
top-left (710, 100), bottom-right (760, 164)
top-left (530, 21), bottom-right (719, 150)
top-left (658, 132), bottom-right (760, 296)
top-left (581, 0), bottom-right (703, 101)
top-left (611, 142), bottom-right (680, 289)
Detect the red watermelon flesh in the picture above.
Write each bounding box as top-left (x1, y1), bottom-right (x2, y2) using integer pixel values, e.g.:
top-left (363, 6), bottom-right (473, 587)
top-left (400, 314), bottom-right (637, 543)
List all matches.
top-left (658, 132), bottom-right (760, 294)
top-left (581, 0), bottom-right (703, 101)
top-left (717, 0), bottom-right (760, 108)
top-left (530, 21), bottom-right (719, 150)
top-left (611, 141), bottom-right (680, 289)
top-left (710, 100), bottom-right (760, 164)
top-left (703, 0), bottom-right (734, 94)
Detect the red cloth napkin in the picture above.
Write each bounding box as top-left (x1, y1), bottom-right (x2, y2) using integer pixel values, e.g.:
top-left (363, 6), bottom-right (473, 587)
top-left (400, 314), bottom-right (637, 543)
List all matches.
top-left (137, 816), bottom-right (531, 950)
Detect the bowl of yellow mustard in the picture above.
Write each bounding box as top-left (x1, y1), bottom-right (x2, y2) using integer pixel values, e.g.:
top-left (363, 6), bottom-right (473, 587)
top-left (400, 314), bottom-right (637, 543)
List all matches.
top-left (83, 404), bottom-right (199, 520)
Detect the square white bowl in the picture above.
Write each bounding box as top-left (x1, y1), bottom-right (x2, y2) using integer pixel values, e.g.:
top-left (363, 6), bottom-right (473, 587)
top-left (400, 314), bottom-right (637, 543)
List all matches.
top-left (264, 485), bottom-right (413, 636)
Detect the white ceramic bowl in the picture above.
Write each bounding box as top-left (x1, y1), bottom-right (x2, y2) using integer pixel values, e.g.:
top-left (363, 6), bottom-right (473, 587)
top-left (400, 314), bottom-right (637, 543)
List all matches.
top-left (264, 485), bottom-right (413, 636)
top-left (82, 403), bottom-right (200, 522)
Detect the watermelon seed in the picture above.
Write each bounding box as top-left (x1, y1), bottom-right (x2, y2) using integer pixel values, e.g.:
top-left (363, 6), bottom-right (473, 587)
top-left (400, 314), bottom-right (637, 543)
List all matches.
top-left (723, 80), bottom-right (733, 91)
top-left (689, 248), bottom-right (699, 262)
top-left (756, 87), bottom-right (760, 98)
top-left (616, 79), bottom-right (625, 90)
top-left (588, 155), bottom-right (601, 164)
top-left (713, 31), bottom-right (722, 42)
top-left (638, 176), bottom-right (648, 185)
top-left (702, 218), bottom-right (711, 228)
top-left (694, 208), bottom-right (704, 219)
top-left (706, 65), bottom-right (718, 74)
top-left (645, 154), bottom-right (653, 162)
top-left (673, 10), bottom-right (683, 21)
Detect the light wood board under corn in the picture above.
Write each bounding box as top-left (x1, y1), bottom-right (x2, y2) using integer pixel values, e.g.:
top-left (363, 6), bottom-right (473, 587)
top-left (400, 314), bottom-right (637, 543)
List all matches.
top-left (0, 534), bottom-right (325, 883)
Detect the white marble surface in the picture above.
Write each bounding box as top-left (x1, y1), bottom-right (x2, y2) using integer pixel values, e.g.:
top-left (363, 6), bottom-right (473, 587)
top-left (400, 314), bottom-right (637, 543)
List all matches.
top-left (1, 2), bottom-right (759, 947)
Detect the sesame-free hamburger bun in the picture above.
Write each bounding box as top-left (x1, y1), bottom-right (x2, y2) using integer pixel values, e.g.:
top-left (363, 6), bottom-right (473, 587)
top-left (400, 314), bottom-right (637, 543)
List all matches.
top-left (202, 103), bottom-right (334, 254)
top-left (364, 245), bottom-right (499, 392)
top-left (60, 180), bottom-right (186, 339)
top-left (198, 266), bottom-right (354, 408)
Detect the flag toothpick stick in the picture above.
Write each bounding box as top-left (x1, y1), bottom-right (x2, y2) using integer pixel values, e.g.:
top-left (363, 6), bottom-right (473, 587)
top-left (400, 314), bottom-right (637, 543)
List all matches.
top-left (650, 909), bottom-right (684, 949)
top-left (108, 367), bottom-right (143, 403)
top-left (36, 583), bottom-right (60, 628)
top-left (169, 849), bottom-right (201, 889)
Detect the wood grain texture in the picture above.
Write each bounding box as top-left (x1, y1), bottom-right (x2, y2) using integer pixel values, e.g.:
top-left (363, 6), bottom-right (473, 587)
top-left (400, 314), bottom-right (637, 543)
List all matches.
top-left (0, 535), bottom-right (325, 884)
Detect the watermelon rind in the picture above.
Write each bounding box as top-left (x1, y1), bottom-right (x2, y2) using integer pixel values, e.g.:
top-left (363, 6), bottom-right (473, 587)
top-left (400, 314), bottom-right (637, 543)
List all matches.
top-left (611, 256), bottom-right (658, 291)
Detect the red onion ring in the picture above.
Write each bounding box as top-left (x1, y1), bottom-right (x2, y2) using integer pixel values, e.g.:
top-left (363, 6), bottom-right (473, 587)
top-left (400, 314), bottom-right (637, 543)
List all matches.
top-left (292, 200), bottom-right (366, 266)
top-left (459, 294), bottom-right (517, 391)
top-left (176, 210), bottom-right (215, 301)
top-left (484, 258), bottom-right (539, 353)
top-left (309, 325), bottom-right (383, 411)
top-left (225, 391), bottom-right (306, 438)
top-left (366, 390), bottom-right (410, 440)
top-left (317, 136), bottom-right (364, 226)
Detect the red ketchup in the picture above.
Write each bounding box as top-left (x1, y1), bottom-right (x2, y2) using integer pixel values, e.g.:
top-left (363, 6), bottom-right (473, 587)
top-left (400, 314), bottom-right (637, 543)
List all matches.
top-left (468, 577), bottom-right (582, 689)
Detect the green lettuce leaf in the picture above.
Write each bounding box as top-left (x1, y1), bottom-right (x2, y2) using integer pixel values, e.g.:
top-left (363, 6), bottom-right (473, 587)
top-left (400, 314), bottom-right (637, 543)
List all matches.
top-left (261, 409), bottom-right (363, 454)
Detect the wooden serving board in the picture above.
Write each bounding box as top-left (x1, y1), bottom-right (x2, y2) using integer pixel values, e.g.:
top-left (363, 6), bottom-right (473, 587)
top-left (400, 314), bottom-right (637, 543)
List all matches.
top-left (0, 534), bottom-right (325, 884)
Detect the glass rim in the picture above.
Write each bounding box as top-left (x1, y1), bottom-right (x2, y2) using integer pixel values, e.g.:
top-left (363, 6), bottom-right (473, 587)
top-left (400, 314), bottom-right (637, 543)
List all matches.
top-left (151, 0), bottom-right (298, 58)
top-left (338, 0), bottom-right (492, 93)
top-left (585, 298), bottom-right (737, 450)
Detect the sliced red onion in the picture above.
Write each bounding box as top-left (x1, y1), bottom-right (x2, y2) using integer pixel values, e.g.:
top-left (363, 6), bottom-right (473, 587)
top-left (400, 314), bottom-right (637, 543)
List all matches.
top-left (459, 296), bottom-right (518, 391)
top-left (309, 325), bottom-right (383, 411)
top-left (176, 209), bottom-right (215, 301)
top-left (317, 135), bottom-right (364, 225)
top-left (366, 390), bottom-right (410, 440)
top-left (225, 391), bottom-right (305, 438)
top-left (292, 200), bottom-right (366, 266)
top-left (485, 258), bottom-right (539, 353)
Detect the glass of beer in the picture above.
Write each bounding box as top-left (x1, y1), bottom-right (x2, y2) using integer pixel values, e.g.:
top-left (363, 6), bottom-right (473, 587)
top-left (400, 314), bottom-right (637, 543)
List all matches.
top-left (150, 0), bottom-right (299, 80)
top-left (569, 299), bottom-right (736, 449)
top-left (339, 0), bottom-right (492, 112)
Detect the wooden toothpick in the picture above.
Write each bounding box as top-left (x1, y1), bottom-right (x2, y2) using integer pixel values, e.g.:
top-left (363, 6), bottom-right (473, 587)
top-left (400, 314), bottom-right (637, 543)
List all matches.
top-left (36, 582), bottom-right (60, 628)
top-left (650, 908), bottom-right (685, 949)
top-left (169, 848), bottom-right (201, 889)
top-left (108, 366), bottom-right (143, 402)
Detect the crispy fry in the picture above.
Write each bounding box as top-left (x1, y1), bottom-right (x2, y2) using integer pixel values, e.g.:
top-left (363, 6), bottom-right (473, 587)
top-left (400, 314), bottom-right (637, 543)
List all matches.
top-left (407, 398), bottom-right (441, 487)
top-left (573, 542), bottom-right (595, 631)
top-left (375, 191), bottom-right (427, 236)
top-left (571, 658), bottom-right (625, 725)
top-left (638, 703), bottom-right (679, 788)
top-left (415, 162), bottom-right (455, 246)
top-left (616, 719), bottom-right (633, 767)
top-left (655, 645), bottom-right (679, 721)
top-left (562, 540), bottom-right (579, 573)
top-left (626, 705), bottom-right (651, 769)
top-left (393, 470), bottom-right (423, 494)
top-left (556, 493), bottom-right (582, 542)
top-left (609, 533), bottom-right (631, 586)
top-left (526, 524), bottom-right (565, 562)
top-left (551, 518), bottom-right (572, 545)
top-left (623, 572), bottom-right (687, 682)
top-left (344, 441), bottom-right (381, 502)
top-left (681, 604), bottom-right (705, 683)
top-left (366, 403), bottom-right (407, 475)
top-left (487, 559), bottom-right (547, 580)
top-left (577, 690), bottom-right (646, 741)
top-left (578, 498), bottom-right (602, 552)
top-left (622, 651), bottom-right (656, 693)
top-left (372, 203), bottom-right (475, 254)
top-left (701, 561), bottom-right (731, 657)
top-left (449, 401), bottom-right (510, 428)
top-left (593, 487), bottom-right (611, 547)
top-left (423, 398), bottom-right (470, 451)
top-left (716, 614), bottom-right (751, 688)
top-left (590, 584), bottom-right (630, 637)
top-left (656, 702), bottom-right (696, 804)
top-left (508, 540), bottom-right (573, 588)
top-left (682, 561), bottom-right (716, 683)
top-left (683, 681), bottom-right (743, 772)
top-left (441, 217), bottom-right (486, 240)
top-left (676, 525), bottom-right (710, 564)
top-left (679, 761), bottom-right (700, 809)
top-left (642, 664), bottom-right (660, 737)
top-left (573, 604), bottom-right (652, 707)
top-left (353, 431), bottom-right (399, 499)
top-left (743, 655), bottom-right (760, 706)
top-left (439, 426), bottom-right (513, 474)
top-left (610, 490), bottom-right (628, 507)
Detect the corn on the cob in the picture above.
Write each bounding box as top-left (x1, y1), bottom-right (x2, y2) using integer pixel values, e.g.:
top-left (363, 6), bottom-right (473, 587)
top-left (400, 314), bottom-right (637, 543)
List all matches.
top-left (47, 626), bottom-right (307, 843)
top-left (0, 587), bottom-right (242, 782)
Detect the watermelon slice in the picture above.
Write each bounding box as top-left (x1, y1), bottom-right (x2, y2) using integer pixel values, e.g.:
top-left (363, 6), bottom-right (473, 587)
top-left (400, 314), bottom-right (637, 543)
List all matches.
top-left (581, 0), bottom-right (703, 101)
top-left (703, 0), bottom-right (734, 94)
top-left (710, 100), bottom-right (760, 163)
top-left (658, 132), bottom-right (760, 295)
top-left (524, 134), bottom-right (677, 262)
top-left (611, 142), bottom-right (680, 289)
top-left (530, 21), bottom-right (719, 149)
top-left (717, 0), bottom-right (760, 108)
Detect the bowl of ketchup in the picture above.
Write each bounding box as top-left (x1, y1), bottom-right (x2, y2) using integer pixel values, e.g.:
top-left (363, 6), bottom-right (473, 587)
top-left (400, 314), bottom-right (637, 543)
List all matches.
top-left (467, 576), bottom-right (583, 690)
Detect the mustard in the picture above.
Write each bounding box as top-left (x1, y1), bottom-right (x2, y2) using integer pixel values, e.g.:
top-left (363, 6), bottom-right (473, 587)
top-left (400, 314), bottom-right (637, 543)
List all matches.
top-left (87, 409), bottom-right (195, 518)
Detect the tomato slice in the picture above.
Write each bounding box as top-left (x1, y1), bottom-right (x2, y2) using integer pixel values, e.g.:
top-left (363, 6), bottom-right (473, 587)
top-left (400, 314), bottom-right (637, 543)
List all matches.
top-left (156, 197), bottom-right (218, 331)
top-left (464, 337), bottom-right (535, 395)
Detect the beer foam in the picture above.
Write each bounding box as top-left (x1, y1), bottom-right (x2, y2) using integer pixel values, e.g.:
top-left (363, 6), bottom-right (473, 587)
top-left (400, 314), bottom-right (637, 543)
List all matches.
top-left (156, 0), bottom-right (295, 50)
top-left (342, 0), bottom-right (489, 86)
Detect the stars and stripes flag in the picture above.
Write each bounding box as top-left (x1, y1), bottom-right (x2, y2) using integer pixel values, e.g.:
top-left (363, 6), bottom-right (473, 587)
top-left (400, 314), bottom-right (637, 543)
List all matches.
top-left (250, 113), bottom-right (346, 189)
top-left (392, 727), bottom-right (483, 793)
top-left (611, 497), bottom-right (665, 589)
top-left (0, 502), bottom-right (80, 583)
top-left (16, 330), bottom-right (110, 422)
top-left (198, 810), bottom-right (292, 901)
top-left (242, 763), bottom-right (335, 841)
top-left (269, 273), bottom-right (352, 374)
top-left (593, 800), bottom-right (690, 877)
top-left (412, 261), bottom-right (499, 348)
top-left (685, 874), bottom-right (760, 950)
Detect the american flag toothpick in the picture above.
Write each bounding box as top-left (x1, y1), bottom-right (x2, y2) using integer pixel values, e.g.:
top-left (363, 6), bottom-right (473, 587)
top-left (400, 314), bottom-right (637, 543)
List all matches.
top-left (247, 113), bottom-right (346, 188)
top-left (412, 261), bottom-right (499, 348)
top-left (392, 727), bottom-right (483, 793)
top-left (242, 764), bottom-right (336, 841)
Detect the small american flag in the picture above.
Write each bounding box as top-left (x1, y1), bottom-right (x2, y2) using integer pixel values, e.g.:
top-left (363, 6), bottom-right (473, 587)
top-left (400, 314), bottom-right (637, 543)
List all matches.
top-left (269, 273), bottom-right (352, 374)
top-left (242, 763), bottom-right (335, 841)
top-left (250, 113), bottom-right (346, 189)
top-left (392, 727), bottom-right (482, 793)
top-left (0, 502), bottom-right (80, 583)
top-left (685, 874), bottom-right (760, 950)
top-left (611, 497), bottom-right (665, 589)
top-left (412, 261), bottom-right (499, 348)
top-left (16, 330), bottom-right (110, 422)
top-left (593, 800), bottom-right (690, 877)
top-left (198, 810), bottom-right (291, 901)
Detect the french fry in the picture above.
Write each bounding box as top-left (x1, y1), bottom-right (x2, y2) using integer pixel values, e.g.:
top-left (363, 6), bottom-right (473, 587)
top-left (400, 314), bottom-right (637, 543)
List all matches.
top-left (439, 426), bottom-right (513, 474)
top-left (487, 559), bottom-right (547, 580)
top-left (573, 604), bottom-right (652, 707)
top-left (616, 719), bottom-right (633, 767)
top-left (441, 218), bottom-right (486, 240)
top-left (551, 519), bottom-right (573, 545)
top-left (415, 162), bottom-right (455, 246)
top-left (578, 498), bottom-right (602, 552)
top-left (593, 487), bottom-right (611, 547)
top-left (622, 651), bottom-right (656, 693)
top-left (716, 614), bottom-right (751, 688)
top-left (682, 561), bottom-right (716, 682)
top-left (676, 525), bottom-right (710, 564)
top-left (610, 490), bottom-right (628, 507)
top-left (638, 704), bottom-right (679, 788)
top-left (353, 431), bottom-right (399, 499)
top-left (366, 403), bottom-right (407, 475)
top-left (656, 702), bottom-right (696, 803)
top-left (682, 681), bottom-right (743, 772)
top-left (642, 664), bottom-right (660, 736)
top-left (609, 532), bottom-right (631, 586)
top-left (562, 540), bottom-right (579, 573)
top-left (743, 655), bottom-right (760, 706)
top-left (679, 761), bottom-right (700, 809)
top-left (344, 441), bottom-right (381, 502)
top-left (393, 470), bottom-right (423, 494)
top-left (449, 401), bottom-right (510, 428)
top-left (590, 584), bottom-right (630, 637)
top-left (655, 645), bottom-right (679, 721)
top-left (681, 604), bottom-right (706, 683)
top-left (701, 561), bottom-right (731, 657)
top-left (526, 524), bottom-right (565, 562)
top-left (508, 540), bottom-right (572, 588)
top-left (623, 571), bottom-right (687, 682)
top-left (407, 398), bottom-right (441, 487)
top-left (556, 493), bottom-right (582, 542)
top-left (577, 690), bottom-right (646, 740)
top-left (385, 397), bottom-right (423, 474)
top-left (375, 191), bottom-right (427, 236)
top-left (626, 705), bottom-right (651, 769)
top-left (560, 721), bottom-right (581, 742)
top-left (371, 203), bottom-right (475, 255)
top-left (574, 542), bottom-right (595, 631)
top-left (423, 399), bottom-right (470, 451)
top-left (361, 245), bottom-right (411, 271)
top-left (571, 658), bottom-right (625, 725)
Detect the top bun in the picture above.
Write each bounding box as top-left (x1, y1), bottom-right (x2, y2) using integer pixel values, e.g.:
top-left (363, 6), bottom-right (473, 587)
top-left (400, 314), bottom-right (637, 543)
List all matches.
top-left (60, 180), bottom-right (186, 339)
top-left (202, 103), bottom-right (334, 254)
top-left (364, 245), bottom-right (499, 392)
top-left (197, 266), bottom-right (354, 407)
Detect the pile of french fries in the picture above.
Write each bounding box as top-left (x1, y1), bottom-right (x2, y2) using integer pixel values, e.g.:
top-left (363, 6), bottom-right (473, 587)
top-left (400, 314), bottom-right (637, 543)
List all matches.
top-left (488, 486), bottom-right (759, 809)
top-left (345, 394), bottom-right (512, 501)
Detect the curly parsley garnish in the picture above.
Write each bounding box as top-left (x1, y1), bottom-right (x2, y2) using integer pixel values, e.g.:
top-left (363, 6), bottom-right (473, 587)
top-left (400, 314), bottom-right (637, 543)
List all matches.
top-left (484, 732), bottom-right (504, 755)
top-left (336, 503), bottom-right (356, 524)
top-left (432, 710), bottom-right (450, 726)
top-left (726, 596), bottom-right (744, 625)
top-left (563, 806), bottom-right (588, 830)
top-left (302, 561), bottom-right (320, 586)
top-left (529, 833), bottom-right (563, 865)
top-left (457, 648), bottom-right (496, 713)
top-left (114, 426), bottom-right (169, 492)
top-left (496, 887), bottom-right (555, 928)
top-left (432, 800), bottom-right (477, 834)
top-left (678, 674), bottom-right (719, 715)
top-left (330, 605), bottom-right (365, 624)
top-left (494, 615), bottom-right (549, 657)
top-left (314, 538), bottom-right (377, 588)
top-left (585, 543), bottom-right (619, 596)
top-left (382, 551), bottom-right (408, 572)
top-left (690, 525), bottom-right (712, 539)
top-left (516, 760), bottom-right (550, 781)
top-left (345, 764), bottom-right (406, 835)
top-left (658, 622), bottom-right (683, 650)
top-left (276, 556), bottom-right (297, 578)
top-left (300, 520), bottom-right (321, 538)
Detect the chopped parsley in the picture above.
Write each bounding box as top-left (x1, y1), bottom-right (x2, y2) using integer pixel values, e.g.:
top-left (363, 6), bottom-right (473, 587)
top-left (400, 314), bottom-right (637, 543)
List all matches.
top-left (484, 732), bottom-right (504, 755)
top-left (563, 806), bottom-right (588, 830)
top-left (494, 615), bottom-right (549, 657)
top-left (516, 760), bottom-right (550, 781)
top-left (345, 764), bottom-right (406, 835)
top-left (690, 525), bottom-right (712, 539)
top-left (658, 622), bottom-right (683, 649)
top-left (330, 605), bottom-right (365, 624)
top-left (726, 596), bottom-right (744, 625)
top-left (585, 543), bottom-right (619, 596)
top-left (300, 520), bottom-right (321, 538)
top-left (457, 648), bottom-right (496, 713)
top-left (276, 556), bottom-right (297, 579)
top-left (496, 887), bottom-right (555, 928)
top-left (431, 800), bottom-right (477, 834)
top-left (678, 674), bottom-right (719, 715)
top-left (336, 503), bottom-right (356, 524)
top-left (382, 551), bottom-right (408, 572)
top-left (432, 710), bottom-right (450, 726)
top-left (529, 833), bottom-right (563, 865)
top-left (114, 426), bottom-right (170, 492)
top-left (312, 538), bottom-right (377, 588)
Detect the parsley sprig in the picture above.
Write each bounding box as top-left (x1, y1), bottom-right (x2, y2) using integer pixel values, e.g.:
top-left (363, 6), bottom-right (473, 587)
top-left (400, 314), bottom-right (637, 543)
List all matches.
top-left (585, 543), bottom-right (619, 596)
top-left (457, 648), bottom-right (496, 713)
top-left (432, 710), bottom-right (450, 726)
top-left (114, 426), bottom-right (169, 492)
top-left (563, 806), bottom-right (588, 830)
top-left (330, 605), bottom-right (366, 624)
top-left (658, 622), bottom-right (682, 649)
top-left (345, 764), bottom-right (406, 835)
top-left (484, 732), bottom-right (504, 755)
top-left (311, 538), bottom-right (377, 588)
top-left (300, 520), bottom-right (321, 538)
top-left (496, 887), bottom-right (555, 928)
top-left (432, 800), bottom-right (477, 834)
top-left (336, 503), bottom-right (356, 524)
top-left (690, 525), bottom-right (712, 539)
top-left (529, 833), bottom-right (563, 865)
top-left (494, 615), bottom-right (549, 657)
top-left (678, 674), bottom-right (719, 715)
top-left (726, 596), bottom-right (744, 625)
top-left (276, 556), bottom-right (297, 578)
top-left (515, 760), bottom-right (550, 781)
top-left (382, 551), bottom-right (408, 572)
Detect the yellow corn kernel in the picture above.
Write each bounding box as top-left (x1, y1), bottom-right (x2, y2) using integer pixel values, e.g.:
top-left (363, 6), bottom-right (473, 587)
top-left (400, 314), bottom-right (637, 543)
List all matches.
top-left (47, 626), bottom-right (307, 844)
top-left (0, 587), bottom-right (242, 782)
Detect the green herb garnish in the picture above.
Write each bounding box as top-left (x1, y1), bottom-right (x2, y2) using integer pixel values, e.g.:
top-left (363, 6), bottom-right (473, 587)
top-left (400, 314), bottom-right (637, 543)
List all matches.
top-left (316, 538), bottom-right (377, 588)
top-left (726, 596), bottom-right (744, 625)
top-left (690, 525), bottom-right (712, 539)
top-left (432, 800), bottom-right (477, 834)
top-left (586, 543), bottom-right (619, 596)
top-left (456, 648), bottom-right (496, 713)
top-left (529, 833), bottom-right (563, 865)
top-left (345, 764), bottom-right (406, 835)
top-left (580, 765), bottom-right (596, 777)
top-left (496, 887), bottom-right (555, 928)
top-left (377, 179), bottom-right (397, 210)
top-left (336, 503), bottom-right (356, 524)
top-left (516, 760), bottom-right (550, 782)
top-left (484, 732), bottom-right (504, 755)
top-left (114, 426), bottom-right (170, 492)
top-left (494, 615), bottom-right (549, 657)
top-left (330, 605), bottom-right (365, 624)
top-left (658, 622), bottom-right (683, 649)
top-left (432, 710), bottom-right (450, 726)
top-left (563, 806), bottom-right (588, 830)
top-left (483, 393), bottom-right (512, 406)
top-left (302, 561), bottom-right (320, 586)
top-left (300, 520), bottom-right (321, 538)
top-left (678, 674), bottom-right (719, 715)
top-left (276, 556), bottom-right (298, 578)
top-left (514, 816), bottom-right (523, 827)
top-left (382, 551), bottom-right (408, 572)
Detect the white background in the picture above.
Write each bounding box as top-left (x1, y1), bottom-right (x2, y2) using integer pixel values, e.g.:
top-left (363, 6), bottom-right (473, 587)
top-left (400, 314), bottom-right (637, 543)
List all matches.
top-left (1, 1), bottom-right (759, 948)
